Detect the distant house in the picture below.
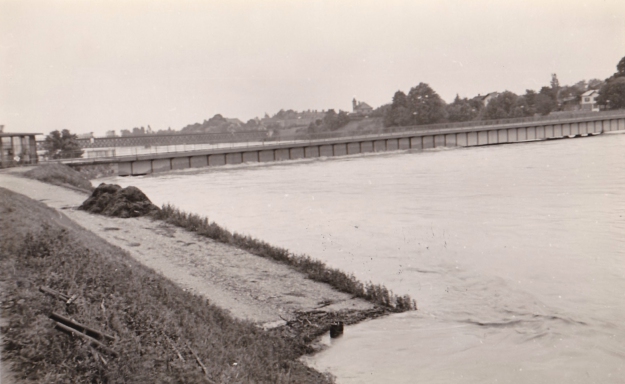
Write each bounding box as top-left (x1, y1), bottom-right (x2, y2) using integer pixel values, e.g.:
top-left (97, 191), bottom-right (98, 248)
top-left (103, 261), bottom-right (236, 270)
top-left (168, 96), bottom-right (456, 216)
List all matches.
top-left (476, 92), bottom-right (499, 107)
top-left (352, 98), bottom-right (373, 115)
top-left (580, 90), bottom-right (600, 112)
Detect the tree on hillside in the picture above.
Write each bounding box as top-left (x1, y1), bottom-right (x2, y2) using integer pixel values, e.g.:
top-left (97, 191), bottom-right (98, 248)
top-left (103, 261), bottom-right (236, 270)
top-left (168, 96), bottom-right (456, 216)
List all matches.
top-left (483, 91), bottom-right (518, 120)
top-left (527, 86), bottom-right (555, 115)
top-left (320, 109), bottom-right (350, 131)
top-left (383, 91), bottom-right (412, 127)
top-left (43, 129), bottom-right (84, 159)
top-left (597, 55), bottom-right (625, 110)
top-left (406, 83), bottom-right (447, 125)
top-left (550, 74), bottom-right (560, 102)
top-left (446, 95), bottom-right (481, 122)
top-left (597, 77), bottom-right (625, 110)
top-left (588, 78), bottom-right (605, 90)
top-left (616, 56), bottom-right (625, 77)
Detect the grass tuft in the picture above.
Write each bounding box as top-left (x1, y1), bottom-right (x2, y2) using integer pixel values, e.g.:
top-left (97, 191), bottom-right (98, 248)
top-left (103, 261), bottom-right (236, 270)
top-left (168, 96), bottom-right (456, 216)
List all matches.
top-left (152, 204), bottom-right (417, 312)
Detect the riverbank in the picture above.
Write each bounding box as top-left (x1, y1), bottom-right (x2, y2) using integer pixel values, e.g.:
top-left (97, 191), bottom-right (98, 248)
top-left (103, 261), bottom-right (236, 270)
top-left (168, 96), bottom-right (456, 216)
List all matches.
top-left (0, 169), bottom-right (408, 381)
top-left (1, 186), bottom-right (337, 382)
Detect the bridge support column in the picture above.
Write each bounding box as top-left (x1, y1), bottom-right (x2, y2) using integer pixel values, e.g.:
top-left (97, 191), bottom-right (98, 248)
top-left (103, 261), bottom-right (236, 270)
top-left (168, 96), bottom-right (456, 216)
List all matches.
top-left (226, 152), bottom-right (243, 164)
top-left (132, 160), bottom-right (152, 175)
top-left (434, 135), bottom-right (445, 148)
top-left (275, 148), bottom-right (290, 161)
top-left (360, 141), bottom-right (374, 153)
top-left (243, 151), bottom-right (259, 163)
top-left (152, 158), bottom-right (172, 173)
top-left (497, 129), bottom-right (508, 143)
top-left (333, 143), bottom-right (347, 156)
top-left (537, 126), bottom-right (546, 139)
top-left (191, 155), bottom-right (208, 168)
top-left (410, 137), bottom-right (422, 149)
top-left (477, 131), bottom-right (488, 145)
top-left (172, 157), bottom-right (191, 170)
top-left (423, 135), bottom-right (434, 149)
top-left (387, 139), bottom-right (399, 151)
top-left (118, 162), bottom-right (132, 176)
top-left (319, 145), bottom-right (333, 157)
top-left (487, 130), bottom-right (498, 144)
top-left (259, 150), bottom-right (275, 162)
top-left (445, 134), bottom-right (457, 147)
top-left (290, 147), bottom-right (305, 159)
top-left (347, 142), bottom-right (361, 155)
top-left (373, 140), bottom-right (386, 152)
top-left (399, 138), bottom-right (410, 150)
top-left (456, 133), bottom-right (468, 147)
top-left (304, 146), bottom-right (320, 158)
top-left (466, 132), bottom-right (477, 146)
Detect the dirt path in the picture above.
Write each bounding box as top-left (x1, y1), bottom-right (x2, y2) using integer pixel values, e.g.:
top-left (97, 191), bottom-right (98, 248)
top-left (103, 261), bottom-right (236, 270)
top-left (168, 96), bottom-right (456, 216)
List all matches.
top-left (0, 173), bottom-right (372, 327)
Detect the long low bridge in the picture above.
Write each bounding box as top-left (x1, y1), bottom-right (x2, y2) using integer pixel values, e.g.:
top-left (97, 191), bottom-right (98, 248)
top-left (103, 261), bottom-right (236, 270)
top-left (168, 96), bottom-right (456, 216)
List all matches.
top-left (65, 111), bottom-right (625, 176)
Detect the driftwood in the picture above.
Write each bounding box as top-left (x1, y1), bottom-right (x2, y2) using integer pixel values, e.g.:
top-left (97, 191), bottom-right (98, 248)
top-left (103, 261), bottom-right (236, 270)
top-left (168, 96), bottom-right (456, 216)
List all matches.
top-left (50, 312), bottom-right (115, 341)
top-left (189, 347), bottom-right (208, 375)
top-left (278, 308), bottom-right (388, 344)
top-left (39, 286), bottom-right (79, 305)
top-left (53, 321), bottom-right (118, 357)
top-left (163, 334), bottom-right (185, 362)
top-left (189, 346), bottom-right (216, 383)
top-left (39, 286), bottom-right (71, 302)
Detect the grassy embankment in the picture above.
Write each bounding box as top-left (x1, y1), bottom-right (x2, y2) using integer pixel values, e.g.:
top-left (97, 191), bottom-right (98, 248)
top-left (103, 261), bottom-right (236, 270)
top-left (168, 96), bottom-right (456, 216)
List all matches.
top-left (22, 163), bottom-right (94, 193)
top-left (6, 164), bottom-right (417, 381)
top-left (0, 188), bottom-right (332, 383)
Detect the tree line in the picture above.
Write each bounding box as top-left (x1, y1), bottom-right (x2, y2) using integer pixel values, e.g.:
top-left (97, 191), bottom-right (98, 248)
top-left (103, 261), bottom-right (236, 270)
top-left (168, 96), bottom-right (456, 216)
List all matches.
top-left (43, 56), bottom-right (625, 159)
top-left (383, 55), bottom-right (625, 128)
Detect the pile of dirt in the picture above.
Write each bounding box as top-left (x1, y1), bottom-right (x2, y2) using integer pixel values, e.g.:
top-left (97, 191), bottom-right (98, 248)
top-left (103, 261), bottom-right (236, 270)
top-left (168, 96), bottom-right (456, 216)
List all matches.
top-left (78, 183), bottom-right (160, 218)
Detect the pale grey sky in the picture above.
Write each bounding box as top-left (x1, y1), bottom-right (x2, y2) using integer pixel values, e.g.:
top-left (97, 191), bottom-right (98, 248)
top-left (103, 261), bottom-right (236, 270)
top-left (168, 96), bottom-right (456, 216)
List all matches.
top-left (1, 0), bottom-right (624, 136)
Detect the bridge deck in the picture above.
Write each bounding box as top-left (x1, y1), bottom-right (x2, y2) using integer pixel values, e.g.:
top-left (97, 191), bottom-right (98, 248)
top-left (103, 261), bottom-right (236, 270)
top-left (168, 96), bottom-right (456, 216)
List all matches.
top-left (63, 112), bottom-right (625, 176)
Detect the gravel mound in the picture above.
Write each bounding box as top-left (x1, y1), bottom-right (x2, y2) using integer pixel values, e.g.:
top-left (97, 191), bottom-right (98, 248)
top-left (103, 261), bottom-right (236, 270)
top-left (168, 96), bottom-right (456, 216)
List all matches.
top-left (79, 183), bottom-right (160, 218)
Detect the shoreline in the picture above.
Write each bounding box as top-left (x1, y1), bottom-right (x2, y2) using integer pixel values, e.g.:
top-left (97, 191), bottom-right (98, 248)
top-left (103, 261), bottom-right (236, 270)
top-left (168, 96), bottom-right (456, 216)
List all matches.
top-left (0, 172), bottom-right (381, 322)
top-left (0, 169), bottom-right (410, 380)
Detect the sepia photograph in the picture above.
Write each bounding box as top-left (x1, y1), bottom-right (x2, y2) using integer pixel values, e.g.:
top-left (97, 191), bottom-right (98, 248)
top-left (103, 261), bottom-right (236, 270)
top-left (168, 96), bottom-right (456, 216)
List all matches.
top-left (1, 0), bottom-right (624, 382)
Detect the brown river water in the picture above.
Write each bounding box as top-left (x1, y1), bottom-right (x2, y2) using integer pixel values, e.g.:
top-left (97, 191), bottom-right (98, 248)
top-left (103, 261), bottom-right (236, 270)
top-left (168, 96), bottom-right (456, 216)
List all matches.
top-left (108, 133), bottom-right (625, 383)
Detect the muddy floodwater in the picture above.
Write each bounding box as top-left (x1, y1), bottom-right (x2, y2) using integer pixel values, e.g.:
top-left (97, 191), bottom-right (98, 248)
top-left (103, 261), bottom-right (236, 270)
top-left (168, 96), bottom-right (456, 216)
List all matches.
top-left (108, 133), bottom-right (625, 383)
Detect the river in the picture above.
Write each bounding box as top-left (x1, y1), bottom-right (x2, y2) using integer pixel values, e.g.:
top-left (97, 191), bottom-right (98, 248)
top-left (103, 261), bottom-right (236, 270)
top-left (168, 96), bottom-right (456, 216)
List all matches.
top-left (106, 133), bottom-right (625, 383)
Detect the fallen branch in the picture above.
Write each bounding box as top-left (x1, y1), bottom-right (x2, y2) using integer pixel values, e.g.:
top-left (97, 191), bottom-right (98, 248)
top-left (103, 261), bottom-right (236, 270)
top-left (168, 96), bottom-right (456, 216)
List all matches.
top-left (39, 286), bottom-right (71, 302)
top-left (50, 312), bottom-right (115, 341)
top-left (189, 346), bottom-right (215, 383)
top-left (163, 334), bottom-right (185, 362)
top-left (53, 321), bottom-right (118, 357)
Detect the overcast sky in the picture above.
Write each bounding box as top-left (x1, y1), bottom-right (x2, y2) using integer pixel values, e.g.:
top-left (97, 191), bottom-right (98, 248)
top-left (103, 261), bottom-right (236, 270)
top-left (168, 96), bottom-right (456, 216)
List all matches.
top-left (1, 0), bottom-right (624, 136)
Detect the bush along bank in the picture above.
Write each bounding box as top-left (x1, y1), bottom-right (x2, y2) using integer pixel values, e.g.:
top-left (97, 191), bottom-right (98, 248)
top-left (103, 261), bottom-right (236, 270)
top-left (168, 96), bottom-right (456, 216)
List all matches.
top-left (0, 188), bottom-right (333, 383)
top-left (152, 204), bottom-right (417, 312)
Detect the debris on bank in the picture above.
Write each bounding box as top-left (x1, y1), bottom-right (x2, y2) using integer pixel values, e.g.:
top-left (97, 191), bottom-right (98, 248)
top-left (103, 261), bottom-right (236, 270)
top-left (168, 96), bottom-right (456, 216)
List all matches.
top-left (79, 183), bottom-right (160, 218)
top-left (274, 307), bottom-right (388, 350)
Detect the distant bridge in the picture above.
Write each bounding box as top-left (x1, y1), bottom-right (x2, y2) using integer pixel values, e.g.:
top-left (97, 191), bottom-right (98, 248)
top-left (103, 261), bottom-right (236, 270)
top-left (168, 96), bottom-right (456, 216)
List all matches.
top-left (63, 111), bottom-right (625, 176)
